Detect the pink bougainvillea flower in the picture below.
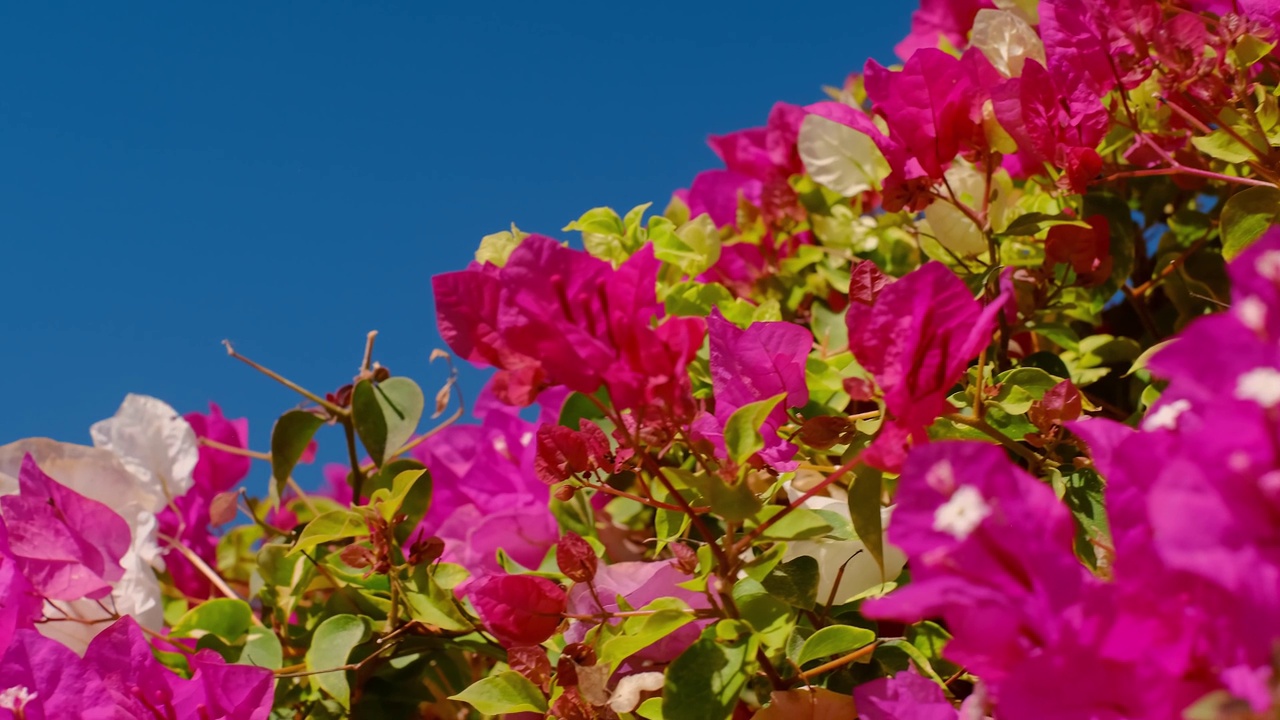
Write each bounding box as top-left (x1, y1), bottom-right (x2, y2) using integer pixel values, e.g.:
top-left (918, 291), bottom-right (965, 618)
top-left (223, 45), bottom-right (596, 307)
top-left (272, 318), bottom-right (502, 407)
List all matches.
top-left (173, 650), bottom-right (275, 720)
top-left (990, 60), bottom-right (1107, 193)
top-left (679, 170), bottom-right (763, 229)
top-left (847, 262), bottom-right (1005, 470)
top-left (853, 667), bottom-right (958, 720)
top-left (156, 403), bottom-right (253, 599)
top-left (894, 0), bottom-right (994, 61)
top-left (468, 573), bottom-right (567, 646)
top-left (82, 616), bottom-right (272, 720)
top-left (412, 381), bottom-right (562, 578)
top-left (702, 310), bottom-right (812, 469)
top-left (563, 560), bottom-right (712, 665)
top-left (0, 523), bottom-right (41, 659)
top-left (864, 48), bottom-right (998, 184)
top-left (435, 236), bottom-right (703, 431)
top-left (183, 403), bottom-right (250, 495)
top-left (1, 454), bottom-right (131, 602)
top-left (862, 442), bottom-right (1092, 685)
top-left (0, 630), bottom-right (117, 720)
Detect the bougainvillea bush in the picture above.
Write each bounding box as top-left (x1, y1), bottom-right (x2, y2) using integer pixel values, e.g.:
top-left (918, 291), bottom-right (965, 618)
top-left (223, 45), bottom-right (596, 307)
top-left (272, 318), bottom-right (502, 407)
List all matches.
top-left (10, 0), bottom-right (1280, 717)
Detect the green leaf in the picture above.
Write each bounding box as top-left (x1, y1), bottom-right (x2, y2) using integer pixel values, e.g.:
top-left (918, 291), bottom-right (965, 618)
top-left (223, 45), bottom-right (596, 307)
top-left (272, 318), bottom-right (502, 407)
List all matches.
top-left (750, 506), bottom-right (833, 541)
top-left (393, 469), bottom-right (433, 544)
top-left (369, 468), bottom-right (431, 524)
top-left (795, 625), bottom-right (875, 666)
top-left (663, 281), bottom-right (735, 318)
top-left (306, 614), bottom-right (373, 709)
top-left (1221, 186), bottom-right (1280, 260)
top-left (760, 556), bottom-right (819, 610)
top-left (682, 472), bottom-right (761, 523)
top-left (565, 206), bottom-right (625, 236)
top-left (599, 597), bottom-right (696, 668)
top-left (290, 509), bottom-right (369, 555)
top-left (1062, 467), bottom-right (1112, 571)
top-left (241, 625), bottom-right (284, 670)
top-left (1125, 339), bottom-right (1176, 377)
top-left (351, 377), bottom-right (425, 467)
top-left (733, 580), bottom-right (795, 654)
top-left (474, 224), bottom-right (527, 267)
top-left (269, 410), bottom-right (325, 503)
top-left (170, 598), bottom-right (253, 643)
top-left (998, 212), bottom-right (1089, 238)
top-left (1234, 33), bottom-right (1276, 67)
top-left (652, 213), bottom-right (722, 276)
top-left (1191, 127), bottom-right (1267, 163)
top-left (724, 393), bottom-right (788, 465)
top-left (400, 565), bottom-right (473, 632)
top-left (636, 697), bottom-right (665, 720)
top-left (847, 466), bottom-right (886, 581)
top-left (449, 671), bottom-right (547, 716)
top-left (907, 621), bottom-right (959, 677)
top-left (664, 622), bottom-right (753, 720)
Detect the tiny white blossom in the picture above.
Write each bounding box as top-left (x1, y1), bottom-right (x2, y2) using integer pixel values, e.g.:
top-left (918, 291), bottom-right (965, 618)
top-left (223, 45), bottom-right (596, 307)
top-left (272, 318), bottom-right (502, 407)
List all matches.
top-left (1256, 250), bottom-right (1280, 282)
top-left (933, 486), bottom-right (992, 540)
top-left (1235, 368), bottom-right (1280, 408)
top-left (0, 686), bottom-right (37, 711)
top-left (1142, 399), bottom-right (1192, 431)
top-left (1237, 296), bottom-right (1268, 333)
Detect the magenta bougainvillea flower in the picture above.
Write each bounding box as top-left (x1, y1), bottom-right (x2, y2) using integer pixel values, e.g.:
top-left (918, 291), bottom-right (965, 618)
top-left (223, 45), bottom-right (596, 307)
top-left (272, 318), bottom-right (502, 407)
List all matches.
top-left (699, 310), bottom-right (812, 469)
top-left (847, 262), bottom-right (1005, 470)
top-left (0, 454), bottom-right (131, 602)
top-left (412, 386), bottom-right (560, 578)
top-left (0, 523), bottom-right (41, 659)
top-left (894, 0), bottom-right (993, 61)
top-left (0, 630), bottom-right (117, 719)
top-left (468, 573), bottom-right (567, 646)
top-left (156, 403), bottom-right (252, 599)
top-left (83, 616), bottom-right (273, 720)
top-left (862, 442), bottom-right (1091, 685)
top-left (434, 237), bottom-right (704, 430)
top-left (853, 667), bottom-right (959, 720)
top-left (864, 48), bottom-right (997, 184)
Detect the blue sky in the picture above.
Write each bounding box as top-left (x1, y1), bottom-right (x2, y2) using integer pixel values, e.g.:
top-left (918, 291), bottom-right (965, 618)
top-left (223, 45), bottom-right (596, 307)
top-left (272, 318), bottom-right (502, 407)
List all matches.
top-left (0, 3), bottom-right (907, 485)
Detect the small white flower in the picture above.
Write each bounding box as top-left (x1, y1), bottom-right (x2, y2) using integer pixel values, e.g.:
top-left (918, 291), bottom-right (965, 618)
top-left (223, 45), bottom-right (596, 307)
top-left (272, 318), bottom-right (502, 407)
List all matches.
top-left (1237, 296), bottom-right (1268, 333)
top-left (1142, 399), bottom-right (1191, 431)
top-left (0, 686), bottom-right (37, 711)
top-left (932, 486), bottom-right (992, 541)
top-left (1235, 368), bottom-right (1280, 408)
top-left (608, 672), bottom-right (665, 713)
top-left (1256, 250), bottom-right (1280, 282)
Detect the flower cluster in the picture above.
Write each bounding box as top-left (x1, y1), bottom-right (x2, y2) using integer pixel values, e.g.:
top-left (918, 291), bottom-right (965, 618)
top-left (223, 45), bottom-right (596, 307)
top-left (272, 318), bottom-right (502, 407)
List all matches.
top-left (13, 0), bottom-right (1280, 717)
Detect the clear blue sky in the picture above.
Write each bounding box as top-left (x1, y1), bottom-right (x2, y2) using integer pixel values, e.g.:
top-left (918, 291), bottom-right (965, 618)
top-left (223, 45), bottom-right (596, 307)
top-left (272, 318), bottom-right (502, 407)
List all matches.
top-left (0, 2), bottom-right (907, 485)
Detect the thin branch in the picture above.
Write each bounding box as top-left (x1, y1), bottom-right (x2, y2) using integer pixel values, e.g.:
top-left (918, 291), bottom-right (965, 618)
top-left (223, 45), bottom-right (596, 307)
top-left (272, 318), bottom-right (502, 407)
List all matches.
top-left (223, 341), bottom-right (348, 417)
top-left (798, 642), bottom-right (879, 680)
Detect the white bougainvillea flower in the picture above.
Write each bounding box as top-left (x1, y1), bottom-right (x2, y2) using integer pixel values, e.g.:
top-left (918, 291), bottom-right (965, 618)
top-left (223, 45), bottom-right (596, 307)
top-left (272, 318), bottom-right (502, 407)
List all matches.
top-left (90, 393), bottom-right (198, 510)
top-left (0, 438), bottom-right (169, 653)
top-left (922, 163), bottom-right (1015, 258)
top-left (781, 480), bottom-right (907, 605)
top-left (971, 9), bottom-right (1046, 78)
top-left (798, 114), bottom-right (891, 198)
